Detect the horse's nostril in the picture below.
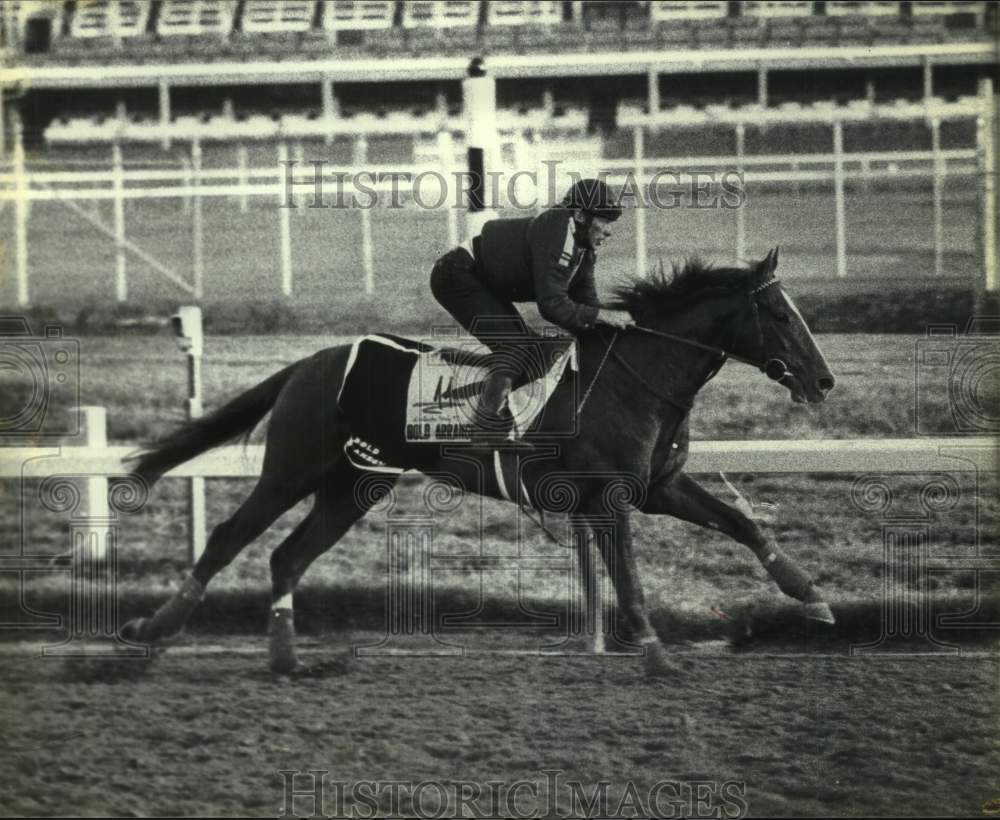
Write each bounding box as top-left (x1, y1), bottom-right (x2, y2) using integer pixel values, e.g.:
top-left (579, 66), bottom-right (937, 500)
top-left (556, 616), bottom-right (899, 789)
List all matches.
top-left (818, 377), bottom-right (835, 392)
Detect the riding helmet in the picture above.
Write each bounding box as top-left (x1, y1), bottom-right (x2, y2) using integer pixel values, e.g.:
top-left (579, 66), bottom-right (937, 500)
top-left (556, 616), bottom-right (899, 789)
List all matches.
top-left (561, 178), bottom-right (623, 222)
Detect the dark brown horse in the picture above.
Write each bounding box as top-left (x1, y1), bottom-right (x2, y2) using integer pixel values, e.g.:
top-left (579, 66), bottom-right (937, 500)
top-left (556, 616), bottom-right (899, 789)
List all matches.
top-left (122, 249), bottom-right (836, 676)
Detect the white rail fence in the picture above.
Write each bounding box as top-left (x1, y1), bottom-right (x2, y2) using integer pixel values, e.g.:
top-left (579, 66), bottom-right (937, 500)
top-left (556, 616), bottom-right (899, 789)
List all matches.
top-left (3, 406), bottom-right (995, 564)
top-left (2, 82), bottom-right (997, 304)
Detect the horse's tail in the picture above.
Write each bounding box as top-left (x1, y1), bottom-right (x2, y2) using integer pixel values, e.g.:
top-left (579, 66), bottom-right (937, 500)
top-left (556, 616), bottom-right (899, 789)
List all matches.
top-left (127, 362), bottom-right (299, 487)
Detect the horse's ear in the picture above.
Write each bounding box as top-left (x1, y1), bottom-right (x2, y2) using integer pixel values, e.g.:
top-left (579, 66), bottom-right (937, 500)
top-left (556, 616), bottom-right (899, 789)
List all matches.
top-left (762, 247), bottom-right (779, 277)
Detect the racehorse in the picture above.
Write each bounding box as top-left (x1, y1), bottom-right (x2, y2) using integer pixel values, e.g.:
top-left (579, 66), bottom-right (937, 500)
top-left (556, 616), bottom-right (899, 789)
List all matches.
top-left (122, 248), bottom-right (837, 677)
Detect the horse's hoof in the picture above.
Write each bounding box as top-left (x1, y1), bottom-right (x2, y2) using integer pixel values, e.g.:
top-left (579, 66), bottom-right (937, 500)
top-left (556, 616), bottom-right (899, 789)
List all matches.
top-left (805, 602), bottom-right (836, 625)
top-left (643, 642), bottom-right (680, 678)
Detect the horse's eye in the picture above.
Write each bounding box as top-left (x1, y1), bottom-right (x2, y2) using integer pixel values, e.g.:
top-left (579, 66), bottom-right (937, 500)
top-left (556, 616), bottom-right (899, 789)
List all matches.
top-left (775, 313), bottom-right (791, 324)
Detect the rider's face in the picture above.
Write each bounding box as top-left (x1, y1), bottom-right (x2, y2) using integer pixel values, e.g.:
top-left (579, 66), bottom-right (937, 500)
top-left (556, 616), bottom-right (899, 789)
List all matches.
top-left (575, 213), bottom-right (615, 248)
top-left (587, 216), bottom-right (614, 248)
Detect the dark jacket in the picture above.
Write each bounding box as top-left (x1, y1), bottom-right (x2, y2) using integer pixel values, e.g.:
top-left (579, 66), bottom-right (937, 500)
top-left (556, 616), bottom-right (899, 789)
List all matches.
top-left (471, 207), bottom-right (600, 332)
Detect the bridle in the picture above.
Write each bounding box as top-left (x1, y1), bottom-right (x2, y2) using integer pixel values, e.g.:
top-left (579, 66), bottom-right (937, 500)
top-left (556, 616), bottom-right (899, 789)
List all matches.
top-left (576, 276), bottom-right (790, 416)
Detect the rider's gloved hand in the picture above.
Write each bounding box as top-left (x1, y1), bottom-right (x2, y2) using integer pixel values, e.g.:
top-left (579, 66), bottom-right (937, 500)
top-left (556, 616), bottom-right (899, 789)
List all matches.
top-left (596, 309), bottom-right (636, 330)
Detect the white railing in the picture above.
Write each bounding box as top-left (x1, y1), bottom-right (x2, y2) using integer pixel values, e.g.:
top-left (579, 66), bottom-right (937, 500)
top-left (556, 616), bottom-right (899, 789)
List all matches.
top-left (3, 86), bottom-right (996, 305)
top-left (3, 407), bottom-right (995, 563)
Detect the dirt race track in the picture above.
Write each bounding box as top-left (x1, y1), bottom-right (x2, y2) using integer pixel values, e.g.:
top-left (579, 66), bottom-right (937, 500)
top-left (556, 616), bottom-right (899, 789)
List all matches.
top-left (1, 635), bottom-right (995, 818)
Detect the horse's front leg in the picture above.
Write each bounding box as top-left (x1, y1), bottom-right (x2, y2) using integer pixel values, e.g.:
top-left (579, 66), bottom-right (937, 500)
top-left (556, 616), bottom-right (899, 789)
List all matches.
top-left (573, 509), bottom-right (683, 677)
top-left (642, 472), bottom-right (834, 623)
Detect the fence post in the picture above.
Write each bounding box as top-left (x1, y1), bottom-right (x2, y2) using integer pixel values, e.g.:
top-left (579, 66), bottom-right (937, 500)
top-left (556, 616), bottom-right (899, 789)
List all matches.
top-left (82, 406), bottom-right (110, 560)
top-left (321, 75), bottom-right (336, 146)
top-left (833, 119), bottom-right (847, 279)
top-left (111, 142), bottom-right (127, 302)
top-left (735, 122), bottom-right (746, 261)
top-left (930, 117), bottom-right (944, 279)
top-left (158, 78), bottom-right (172, 151)
top-left (277, 141), bottom-right (293, 296)
top-left (191, 139), bottom-right (204, 299)
top-left (187, 325), bottom-right (206, 564)
top-left (180, 153), bottom-right (192, 214)
top-left (354, 134), bottom-right (374, 295)
top-left (438, 129), bottom-right (458, 248)
top-left (13, 110), bottom-right (28, 305)
top-left (236, 143), bottom-right (249, 213)
top-left (979, 77), bottom-right (997, 292)
top-left (634, 125), bottom-right (646, 278)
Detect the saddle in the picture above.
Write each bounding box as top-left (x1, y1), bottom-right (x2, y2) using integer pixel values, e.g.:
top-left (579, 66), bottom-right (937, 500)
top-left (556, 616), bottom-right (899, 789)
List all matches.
top-left (336, 333), bottom-right (575, 473)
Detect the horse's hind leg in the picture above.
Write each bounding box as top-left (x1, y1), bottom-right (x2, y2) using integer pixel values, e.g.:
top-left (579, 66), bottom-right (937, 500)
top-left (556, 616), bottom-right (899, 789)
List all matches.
top-left (124, 476), bottom-right (316, 644)
top-left (268, 464), bottom-right (398, 674)
top-left (643, 472), bottom-right (834, 623)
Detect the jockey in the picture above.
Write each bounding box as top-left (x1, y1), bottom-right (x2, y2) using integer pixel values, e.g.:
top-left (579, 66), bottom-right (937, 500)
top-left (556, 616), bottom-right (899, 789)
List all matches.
top-left (430, 177), bottom-right (635, 446)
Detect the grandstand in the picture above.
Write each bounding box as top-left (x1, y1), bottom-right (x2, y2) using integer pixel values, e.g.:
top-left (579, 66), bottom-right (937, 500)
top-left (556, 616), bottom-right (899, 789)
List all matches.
top-left (3, 1), bottom-right (994, 59)
top-left (0, 1), bottom-right (994, 149)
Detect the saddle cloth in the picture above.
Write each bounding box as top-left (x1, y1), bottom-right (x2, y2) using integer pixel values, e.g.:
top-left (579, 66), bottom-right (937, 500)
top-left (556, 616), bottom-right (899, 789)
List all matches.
top-left (337, 333), bottom-right (575, 473)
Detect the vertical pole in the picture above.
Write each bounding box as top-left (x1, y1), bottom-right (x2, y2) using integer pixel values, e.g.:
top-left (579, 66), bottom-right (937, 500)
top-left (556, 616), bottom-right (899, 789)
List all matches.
top-left (462, 57), bottom-right (499, 239)
top-left (922, 56), bottom-right (933, 103)
top-left (174, 306), bottom-right (206, 563)
top-left (13, 111), bottom-right (28, 306)
top-left (191, 139), bottom-right (204, 299)
top-left (158, 77), bottom-right (171, 151)
top-left (533, 130), bottom-right (549, 211)
top-left (757, 65), bottom-right (768, 107)
top-left (646, 66), bottom-right (660, 116)
top-left (979, 77), bottom-right (998, 292)
top-left (236, 143), bottom-right (248, 213)
top-left (438, 129), bottom-right (458, 248)
top-left (112, 142), bottom-right (127, 302)
top-left (188, 350), bottom-right (206, 563)
top-left (634, 125), bottom-right (646, 277)
top-left (0, 83), bottom-right (6, 160)
top-left (321, 75), bottom-right (336, 146)
top-left (82, 406), bottom-right (110, 561)
top-left (180, 154), bottom-right (192, 214)
top-left (354, 134), bottom-right (374, 295)
top-left (930, 117), bottom-right (944, 279)
top-left (735, 122), bottom-right (746, 260)
top-left (833, 119), bottom-right (847, 279)
top-left (278, 141), bottom-right (293, 296)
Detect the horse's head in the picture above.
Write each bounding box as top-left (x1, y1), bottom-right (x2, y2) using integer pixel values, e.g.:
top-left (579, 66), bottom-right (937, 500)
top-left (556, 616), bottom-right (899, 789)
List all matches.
top-left (738, 248), bottom-right (835, 404)
top-left (610, 250), bottom-right (834, 405)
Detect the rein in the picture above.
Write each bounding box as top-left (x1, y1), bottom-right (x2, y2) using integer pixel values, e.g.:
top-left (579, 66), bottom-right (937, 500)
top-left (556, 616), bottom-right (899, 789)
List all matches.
top-left (530, 276), bottom-right (787, 551)
top-left (575, 277), bottom-right (787, 417)
top-left (633, 277), bottom-right (787, 377)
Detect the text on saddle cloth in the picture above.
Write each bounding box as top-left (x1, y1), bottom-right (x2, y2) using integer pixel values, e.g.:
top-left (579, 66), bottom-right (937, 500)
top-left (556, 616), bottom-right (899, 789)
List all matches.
top-left (405, 337), bottom-right (577, 443)
top-left (336, 333), bottom-right (576, 473)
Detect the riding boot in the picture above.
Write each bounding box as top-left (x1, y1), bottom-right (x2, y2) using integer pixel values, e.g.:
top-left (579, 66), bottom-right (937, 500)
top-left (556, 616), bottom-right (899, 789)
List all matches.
top-left (468, 370), bottom-right (533, 452)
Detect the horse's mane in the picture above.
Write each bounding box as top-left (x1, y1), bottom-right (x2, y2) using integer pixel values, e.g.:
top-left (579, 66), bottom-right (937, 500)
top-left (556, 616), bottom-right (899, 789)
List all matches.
top-left (608, 258), bottom-right (757, 321)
